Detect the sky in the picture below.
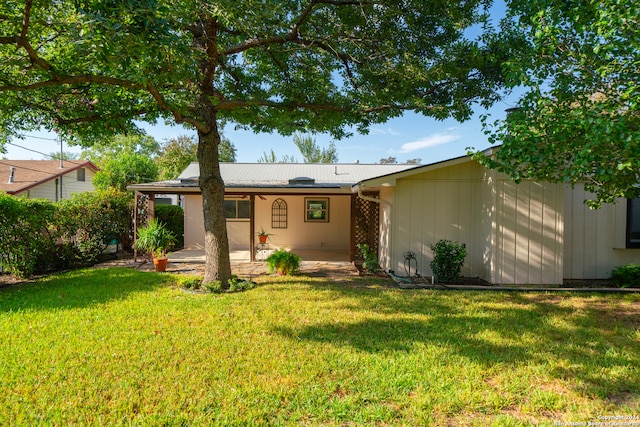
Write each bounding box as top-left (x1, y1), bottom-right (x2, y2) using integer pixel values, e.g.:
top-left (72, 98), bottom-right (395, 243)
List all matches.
top-left (3, 1), bottom-right (515, 166)
top-left (3, 98), bottom-right (518, 165)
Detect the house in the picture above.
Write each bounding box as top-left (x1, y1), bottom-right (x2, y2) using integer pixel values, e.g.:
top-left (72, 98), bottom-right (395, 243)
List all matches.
top-left (129, 155), bottom-right (640, 285)
top-left (0, 159), bottom-right (99, 201)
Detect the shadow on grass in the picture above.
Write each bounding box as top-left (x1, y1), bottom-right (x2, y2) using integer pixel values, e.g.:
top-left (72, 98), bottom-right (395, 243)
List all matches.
top-left (271, 278), bottom-right (640, 401)
top-left (0, 267), bottom-right (169, 312)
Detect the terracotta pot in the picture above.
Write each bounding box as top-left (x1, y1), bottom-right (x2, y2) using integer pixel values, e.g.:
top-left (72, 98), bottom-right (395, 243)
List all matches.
top-left (153, 257), bottom-right (168, 272)
top-left (259, 235), bottom-right (268, 244)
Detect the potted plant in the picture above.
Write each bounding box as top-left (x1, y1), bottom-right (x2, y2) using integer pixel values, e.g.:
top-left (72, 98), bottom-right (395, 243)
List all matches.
top-left (134, 218), bottom-right (177, 272)
top-left (265, 249), bottom-right (301, 275)
top-left (257, 227), bottom-right (273, 244)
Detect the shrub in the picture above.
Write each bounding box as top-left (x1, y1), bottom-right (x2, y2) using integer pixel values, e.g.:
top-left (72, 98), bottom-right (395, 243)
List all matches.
top-left (57, 189), bottom-right (134, 262)
top-left (356, 243), bottom-right (381, 274)
top-left (134, 218), bottom-right (177, 259)
top-left (610, 264), bottom-right (640, 288)
top-left (155, 205), bottom-right (184, 248)
top-left (0, 194), bottom-right (58, 277)
top-left (228, 276), bottom-right (256, 292)
top-left (266, 249), bottom-right (301, 275)
top-left (430, 239), bottom-right (467, 284)
top-left (177, 276), bottom-right (203, 290)
top-left (202, 280), bottom-right (223, 293)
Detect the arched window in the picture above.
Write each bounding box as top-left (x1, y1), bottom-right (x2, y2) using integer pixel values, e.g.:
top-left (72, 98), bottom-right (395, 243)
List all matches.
top-left (271, 198), bottom-right (287, 229)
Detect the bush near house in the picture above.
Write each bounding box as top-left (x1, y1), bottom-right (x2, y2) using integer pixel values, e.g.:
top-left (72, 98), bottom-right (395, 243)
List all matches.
top-left (0, 190), bottom-right (133, 277)
top-left (57, 190), bottom-right (134, 261)
top-left (610, 264), bottom-right (640, 288)
top-left (430, 239), bottom-right (467, 284)
top-left (0, 193), bottom-right (58, 277)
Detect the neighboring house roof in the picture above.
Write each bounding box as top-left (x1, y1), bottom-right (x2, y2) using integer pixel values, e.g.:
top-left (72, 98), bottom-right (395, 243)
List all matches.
top-left (129, 162), bottom-right (419, 193)
top-left (0, 159), bottom-right (99, 195)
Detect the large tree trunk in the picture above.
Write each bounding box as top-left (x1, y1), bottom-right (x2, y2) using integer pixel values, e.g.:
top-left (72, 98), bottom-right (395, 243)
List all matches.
top-left (197, 119), bottom-right (232, 287)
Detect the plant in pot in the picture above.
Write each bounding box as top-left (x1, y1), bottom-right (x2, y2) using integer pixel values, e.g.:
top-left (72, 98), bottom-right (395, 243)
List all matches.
top-left (134, 218), bottom-right (178, 272)
top-left (265, 249), bottom-right (301, 275)
top-left (257, 227), bottom-right (274, 244)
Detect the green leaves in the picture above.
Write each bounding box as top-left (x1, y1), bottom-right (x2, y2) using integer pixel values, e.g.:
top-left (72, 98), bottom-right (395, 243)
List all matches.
top-left (476, 0), bottom-right (640, 206)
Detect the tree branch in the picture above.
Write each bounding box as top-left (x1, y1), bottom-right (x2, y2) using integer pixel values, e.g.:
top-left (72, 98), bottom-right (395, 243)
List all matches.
top-left (215, 98), bottom-right (430, 114)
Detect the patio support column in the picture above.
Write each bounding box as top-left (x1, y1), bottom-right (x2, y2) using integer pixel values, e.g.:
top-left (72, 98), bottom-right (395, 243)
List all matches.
top-left (250, 194), bottom-right (256, 262)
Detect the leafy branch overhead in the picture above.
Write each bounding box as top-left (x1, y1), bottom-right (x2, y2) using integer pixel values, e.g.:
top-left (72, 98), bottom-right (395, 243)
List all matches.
top-left (471, 0), bottom-right (640, 207)
top-left (0, 0), bottom-right (507, 145)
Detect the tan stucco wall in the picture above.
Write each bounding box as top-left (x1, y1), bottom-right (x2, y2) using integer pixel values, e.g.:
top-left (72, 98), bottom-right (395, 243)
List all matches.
top-left (564, 184), bottom-right (640, 279)
top-left (184, 194), bottom-right (205, 249)
top-left (183, 194), bottom-right (352, 252)
top-left (390, 161), bottom-right (564, 285)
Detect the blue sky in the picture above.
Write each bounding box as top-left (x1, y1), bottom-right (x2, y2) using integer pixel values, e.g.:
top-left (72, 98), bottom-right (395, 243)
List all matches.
top-left (3, 97), bottom-right (518, 165)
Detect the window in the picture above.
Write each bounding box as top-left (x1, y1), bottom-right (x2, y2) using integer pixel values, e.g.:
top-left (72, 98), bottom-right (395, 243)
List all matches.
top-left (305, 198), bottom-right (329, 222)
top-left (224, 199), bottom-right (250, 219)
top-left (627, 198), bottom-right (640, 248)
top-left (271, 198), bottom-right (288, 228)
top-left (77, 168), bottom-right (85, 182)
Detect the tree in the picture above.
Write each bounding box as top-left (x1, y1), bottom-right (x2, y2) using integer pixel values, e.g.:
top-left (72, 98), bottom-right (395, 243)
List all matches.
top-left (156, 135), bottom-right (197, 180)
top-left (218, 136), bottom-right (237, 163)
top-left (380, 156), bottom-right (397, 164)
top-left (157, 134), bottom-right (236, 180)
top-left (293, 133), bottom-right (338, 163)
top-left (257, 134), bottom-right (337, 163)
top-left (0, 1), bottom-right (507, 286)
top-left (80, 135), bottom-right (160, 169)
top-left (472, 0), bottom-right (640, 208)
top-left (93, 152), bottom-right (158, 192)
top-left (47, 151), bottom-right (79, 161)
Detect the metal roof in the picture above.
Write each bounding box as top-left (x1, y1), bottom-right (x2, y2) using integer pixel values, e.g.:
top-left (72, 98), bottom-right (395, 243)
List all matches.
top-left (177, 162), bottom-right (418, 188)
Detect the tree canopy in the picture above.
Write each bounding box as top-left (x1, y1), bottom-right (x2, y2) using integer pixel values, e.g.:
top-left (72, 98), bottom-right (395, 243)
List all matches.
top-left (258, 133), bottom-right (337, 163)
top-left (0, 0), bottom-right (508, 285)
top-left (155, 134), bottom-right (236, 180)
top-left (473, 0), bottom-right (640, 208)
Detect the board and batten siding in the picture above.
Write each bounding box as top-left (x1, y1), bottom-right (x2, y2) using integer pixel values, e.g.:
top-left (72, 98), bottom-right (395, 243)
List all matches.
top-left (564, 184), bottom-right (640, 279)
top-left (491, 177), bottom-right (564, 285)
top-left (390, 161), bottom-right (564, 284)
top-left (391, 161), bottom-right (485, 280)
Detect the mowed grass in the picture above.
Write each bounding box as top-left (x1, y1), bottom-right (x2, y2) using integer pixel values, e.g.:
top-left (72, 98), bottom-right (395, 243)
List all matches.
top-left (1, 269), bottom-right (639, 426)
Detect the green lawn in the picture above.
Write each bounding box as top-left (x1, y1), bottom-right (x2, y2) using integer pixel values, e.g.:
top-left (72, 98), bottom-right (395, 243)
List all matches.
top-left (1, 268), bottom-right (639, 426)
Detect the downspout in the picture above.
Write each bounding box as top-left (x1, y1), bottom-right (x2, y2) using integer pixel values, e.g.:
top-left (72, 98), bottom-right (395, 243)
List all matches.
top-left (356, 183), bottom-right (391, 205)
top-left (355, 183), bottom-right (393, 272)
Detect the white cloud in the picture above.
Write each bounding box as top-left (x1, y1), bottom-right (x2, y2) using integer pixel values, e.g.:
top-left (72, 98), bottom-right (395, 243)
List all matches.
top-left (399, 132), bottom-right (461, 153)
top-left (369, 127), bottom-right (401, 136)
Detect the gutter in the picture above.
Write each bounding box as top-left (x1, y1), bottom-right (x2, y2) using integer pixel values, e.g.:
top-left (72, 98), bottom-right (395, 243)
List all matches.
top-left (356, 183), bottom-right (391, 205)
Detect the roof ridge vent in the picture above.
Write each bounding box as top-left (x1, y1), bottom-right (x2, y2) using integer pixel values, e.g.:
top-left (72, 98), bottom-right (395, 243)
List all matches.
top-left (289, 176), bottom-right (315, 185)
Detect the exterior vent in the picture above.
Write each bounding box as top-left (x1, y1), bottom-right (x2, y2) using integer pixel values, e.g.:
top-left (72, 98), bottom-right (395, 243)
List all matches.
top-left (8, 167), bottom-right (15, 184)
top-left (288, 176), bottom-right (315, 185)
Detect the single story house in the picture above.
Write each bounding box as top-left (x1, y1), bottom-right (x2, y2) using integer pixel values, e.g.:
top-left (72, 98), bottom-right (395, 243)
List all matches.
top-left (0, 159), bottom-right (98, 201)
top-left (130, 153), bottom-right (640, 285)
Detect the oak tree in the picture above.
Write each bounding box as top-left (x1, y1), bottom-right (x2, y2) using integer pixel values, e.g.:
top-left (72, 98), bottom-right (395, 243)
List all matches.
top-left (1, 0), bottom-right (506, 285)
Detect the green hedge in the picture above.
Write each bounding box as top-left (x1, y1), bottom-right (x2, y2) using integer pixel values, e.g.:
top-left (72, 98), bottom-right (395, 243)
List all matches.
top-left (154, 204), bottom-right (184, 248)
top-left (0, 190), bottom-right (133, 277)
top-left (0, 193), bottom-right (58, 277)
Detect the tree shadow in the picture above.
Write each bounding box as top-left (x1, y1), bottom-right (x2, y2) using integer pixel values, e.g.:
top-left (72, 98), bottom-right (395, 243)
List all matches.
top-left (272, 287), bottom-right (640, 400)
top-left (0, 267), bottom-right (169, 312)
